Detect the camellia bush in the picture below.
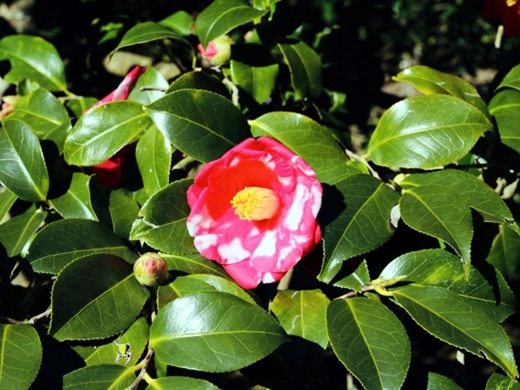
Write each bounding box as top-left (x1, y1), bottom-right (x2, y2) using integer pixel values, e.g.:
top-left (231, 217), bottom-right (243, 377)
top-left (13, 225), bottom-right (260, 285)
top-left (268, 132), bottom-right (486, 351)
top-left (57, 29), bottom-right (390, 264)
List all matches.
top-left (1, 0), bottom-right (520, 389)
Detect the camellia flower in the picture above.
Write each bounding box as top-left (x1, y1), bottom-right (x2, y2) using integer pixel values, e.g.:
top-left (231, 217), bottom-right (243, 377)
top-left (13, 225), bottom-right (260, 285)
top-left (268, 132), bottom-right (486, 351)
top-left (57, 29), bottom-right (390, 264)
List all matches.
top-left (186, 136), bottom-right (322, 289)
top-left (197, 35), bottom-right (234, 66)
top-left (482, 0), bottom-right (520, 37)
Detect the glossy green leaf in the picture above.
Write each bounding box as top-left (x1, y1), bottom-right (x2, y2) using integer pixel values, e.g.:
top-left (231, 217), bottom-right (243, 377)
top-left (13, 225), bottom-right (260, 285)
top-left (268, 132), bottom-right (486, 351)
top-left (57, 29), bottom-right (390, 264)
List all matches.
top-left (400, 185), bottom-right (473, 274)
top-left (278, 41), bottom-right (322, 101)
top-left (166, 71), bottom-right (230, 98)
top-left (230, 60), bottom-right (278, 103)
top-left (130, 179), bottom-right (196, 254)
top-left (159, 11), bottom-right (195, 36)
top-left (146, 89), bottom-right (250, 162)
top-left (50, 254), bottom-right (150, 341)
top-left (250, 111), bottom-right (357, 184)
top-left (393, 65), bottom-right (489, 118)
top-left (487, 225), bottom-right (520, 280)
top-left (65, 97), bottom-right (98, 118)
top-left (379, 249), bottom-right (518, 322)
top-left (64, 101), bottom-right (152, 166)
top-left (161, 253), bottom-right (230, 279)
top-left (63, 364), bottom-right (135, 390)
top-left (84, 317), bottom-right (149, 366)
top-left (128, 67), bottom-right (169, 105)
top-left (5, 87), bottom-right (71, 151)
top-left (367, 95), bottom-right (491, 169)
top-left (319, 174), bottom-right (400, 283)
top-left (271, 289), bottom-right (329, 349)
top-left (145, 376), bottom-right (221, 390)
top-left (399, 169), bottom-right (516, 226)
top-left (427, 372), bottom-right (463, 390)
top-left (0, 187), bottom-right (17, 223)
top-left (109, 190), bottom-right (140, 239)
top-left (0, 324), bottom-right (42, 390)
top-left (392, 284), bottom-right (518, 379)
top-left (27, 219), bottom-right (137, 274)
top-left (150, 292), bottom-right (288, 372)
top-left (489, 89), bottom-right (520, 154)
top-left (327, 297), bottom-right (410, 390)
top-left (0, 119), bottom-right (49, 201)
top-left (333, 259), bottom-right (371, 291)
top-left (485, 372), bottom-right (520, 390)
top-left (0, 209), bottom-right (46, 257)
top-left (49, 173), bottom-right (97, 221)
top-left (136, 125), bottom-right (172, 198)
top-left (496, 64), bottom-right (520, 91)
top-left (0, 35), bottom-right (67, 91)
top-left (111, 21), bottom-right (189, 57)
top-left (196, 0), bottom-right (267, 48)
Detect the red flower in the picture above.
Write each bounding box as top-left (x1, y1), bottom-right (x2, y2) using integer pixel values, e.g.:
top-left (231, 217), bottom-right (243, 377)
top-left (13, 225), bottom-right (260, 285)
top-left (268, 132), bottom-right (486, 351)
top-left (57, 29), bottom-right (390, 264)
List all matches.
top-left (482, 0), bottom-right (520, 37)
top-left (186, 137), bottom-right (322, 289)
top-left (87, 66), bottom-right (147, 187)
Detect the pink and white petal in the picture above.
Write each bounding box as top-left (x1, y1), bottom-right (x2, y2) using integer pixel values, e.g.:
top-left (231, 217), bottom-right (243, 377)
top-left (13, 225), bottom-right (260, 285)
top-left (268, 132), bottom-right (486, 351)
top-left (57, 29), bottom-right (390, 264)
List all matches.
top-left (222, 261), bottom-right (263, 289)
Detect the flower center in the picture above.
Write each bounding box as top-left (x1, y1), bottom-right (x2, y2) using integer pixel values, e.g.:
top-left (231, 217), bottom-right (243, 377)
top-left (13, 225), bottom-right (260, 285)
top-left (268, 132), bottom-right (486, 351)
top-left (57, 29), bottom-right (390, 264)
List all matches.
top-left (231, 187), bottom-right (280, 221)
top-left (507, 0), bottom-right (518, 6)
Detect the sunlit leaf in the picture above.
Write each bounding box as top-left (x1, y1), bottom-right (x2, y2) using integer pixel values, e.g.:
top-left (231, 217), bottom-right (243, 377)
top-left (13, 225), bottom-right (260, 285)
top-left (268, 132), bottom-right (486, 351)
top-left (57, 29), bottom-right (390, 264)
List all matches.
top-left (333, 259), bottom-right (371, 291)
top-left (166, 71), bottom-right (230, 98)
top-left (485, 372), bottom-right (520, 389)
top-left (489, 89), bottom-right (520, 155)
top-left (230, 60), bottom-right (278, 103)
top-left (145, 376), bottom-right (221, 390)
top-left (49, 173), bottom-right (97, 221)
top-left (0, 187), bottom-right (17, 223)
top-left (161, 252), bottom-right (230, 279)
top-left (128, 67), bottom-right (169, 105)
top-left (0, 208), bottom-right (46, 257)
top-left (427, 372), bottom-right (463, 390)
top-left (487, 225), bottom-right (520, 280)
top-left (63, 365), bottom-right (135, 390)
top-left (496, 63), bottom-right (520, 91)
top-left (109, 190), bottom-right (140, 239)
top-left (159, 11), bottom-right (195, 36)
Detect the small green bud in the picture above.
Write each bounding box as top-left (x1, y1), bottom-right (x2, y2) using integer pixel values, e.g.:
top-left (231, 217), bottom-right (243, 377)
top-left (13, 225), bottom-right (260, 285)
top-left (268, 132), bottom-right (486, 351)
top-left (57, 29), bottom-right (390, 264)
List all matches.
top-left (197, 35), bottom-right (234, 65)
top-left (133, 253), bottom-right (168, 287)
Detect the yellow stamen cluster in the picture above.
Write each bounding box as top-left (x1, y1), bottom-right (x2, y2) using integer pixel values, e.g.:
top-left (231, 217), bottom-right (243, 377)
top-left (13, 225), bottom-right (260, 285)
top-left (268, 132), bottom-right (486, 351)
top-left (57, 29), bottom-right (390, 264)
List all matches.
top-left (231, 187), bottom-right (280, 221)
top-left (507, 0), bottom-right (518, 7)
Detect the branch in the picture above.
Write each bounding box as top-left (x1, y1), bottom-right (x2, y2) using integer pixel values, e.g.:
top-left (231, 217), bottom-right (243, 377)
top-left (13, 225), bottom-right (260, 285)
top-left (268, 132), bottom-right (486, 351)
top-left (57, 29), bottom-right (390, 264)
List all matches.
top-left (334, 285), bottom-right (376, 300)
top-left (126, 347), bottom-right (155, 390)
top-left (0, 308), bottom-right (52, 325)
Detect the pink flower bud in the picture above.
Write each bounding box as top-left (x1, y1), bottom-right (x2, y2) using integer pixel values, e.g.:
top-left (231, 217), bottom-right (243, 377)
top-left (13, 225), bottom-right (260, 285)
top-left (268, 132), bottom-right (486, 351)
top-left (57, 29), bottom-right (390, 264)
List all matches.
top-left (0, 95), bottom-right (18, 120)
top-left (197, 35), bottom-right (234, 65)
top-left (133, 253), bottom-right (168, 287)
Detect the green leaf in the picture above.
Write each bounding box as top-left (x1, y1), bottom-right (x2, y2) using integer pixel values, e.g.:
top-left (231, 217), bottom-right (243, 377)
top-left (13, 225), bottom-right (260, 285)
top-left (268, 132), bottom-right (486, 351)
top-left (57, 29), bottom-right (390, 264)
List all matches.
top-left (250, 111), bottom-right (357, 184)
top-left (109, 190), bottom-right (140, 239)
top-left (496, 64), bottom-right (520, 91)
top-left (196, 0), bottom-right (267, 48)
top-left (391, 284), bottom-right (518, 379)
top-left (379, 249), bottom-right (518, 322)
top-left (0, 35), bottom-right (67, 91)
top-left (230, 60), bottom-right (278, 103)
top-left (487, 225), bottom-right (520, 280)
top-left (333, 259), bottom-right (371, 291)
top-left (271, 289), bottom-right (329, 349)
top-left (161, 253), bottom-right (230, 279)
top-left (27, 219), bottom-right (137, 274)
top-left (485, 372), bottom-right (520, 390)
top-left (159, 11), bottom-right (195, 36)
top-left (150, 292), bottom-right (288, 372)
top-left (0, 324), bottom-right (42, 390)
top-left (145, 376), bottom-right (221, 390)
top-left (84, 317), bottom-right (149, 366)
top-left (489, 89), bottom-right (520, 155)
top-left (136, 125), bottom-right (172, 198)
top-left (367, 95), bottom-right (491, 169)
top-left (63, 365), bottom-right (135, 390)
top-left (130, 179), bottom-right (196, 254)
top-left (0, 119), bottom-right (49, 201)
top-left (393, 65), bottom-right (489, 118)
top-left (399, 169), bottom-right (516, 225)
top-left (128, 67), bottom-right (169, 105)
top-left (0, 187), bottom-right (17, 223)
top-left (50, 254), bottom-right (150, 341)
top-left (111, 21), bottom-right (190, 57)
top-left (399, 185), bottom-right (473, 275)
top-left (278, 41), bottom-right (322, 101)
top-left (427, 372), bottom-right (463, 390)
top-left (5, 87), bottom-right (71, 152)
top-left (64, 101), bottom-right (152, 166)
top-left (0, 209), bottom-right (46, 257)
top-left (48, 173), bottom-right (97, 221)
top-left (327, 297), bottom-right (410, 390)
top-left (319, 174), bottom-right (400, 283)
top-left (166, 71), bottom-right (230, 98)
top-left (65, 97), bottom-right (98, 118)
top-left (146, 89), bottom-right (250, 163)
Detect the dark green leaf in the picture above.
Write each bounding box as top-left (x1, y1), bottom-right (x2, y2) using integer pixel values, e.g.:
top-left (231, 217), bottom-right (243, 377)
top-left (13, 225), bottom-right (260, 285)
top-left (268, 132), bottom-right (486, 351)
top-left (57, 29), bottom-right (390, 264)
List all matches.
top-left (196, 0), bottom-right (267, 47)
top-left (319, 174), bottom-right (400, 283)
top-left (333, 259), bottom-right (371, 291)
top-left (427, 372), bottom-right (463, 390)
top-left (64, 101), bottom-right (152, 166)
top-left (327, 297), bottom-right (410, 390)
top-left (271, 289), bottom-right (329, 349)
top-left (230, 60), bottom-right (278, 103)
top-left (0, 35), bottom-right (67, 91)
top-left (496, 64), bottom-right (520, 91)
top-left (109, 190), bottom-right (140, 239)
top-left (250, 111), bottom-right (357, 184)
top-left (63, 365), bottom-right (135, 390)
top-left (50, 254), bottom-right (150, 341)
top-left (130, 179), bottom-right (196, 254)
top-left (391, 284), bottom-right (518, 379)
top-left (161, 252), bottom-right (230, 279)
top-left (166, 71), bottom-right (230, 98)
top-left (27, 219), bottom-right (137, 274)
top-left (146, 89), bottom-right (250, 162)
top-left (489, 89), bottom-right (520, 155)
top-left (278, 41), bottom-right (322, 101)
top-left (145, 376), bottom-right (221, 390)
top-left (487, 225), bottom-right (520, 280)
top-left (0, 209), bottom-right (46, 257)
top-left (150, 292), bottom-right (288, 372)
top-left (0, 119), bottom-right (49, 201)
top-left (49, 173), bottom-right (97, 221)
top-left (367, 95), bottom-right (491, 169)
top-left (65, 97), bottom-right (98, 118)
top-left (0, 324), bottom-right (42, 390)
top-left (485, 372), bottom-right (520, 390)
top-left (159, 11), bottom-right (195, 36)
top-left (0, 187), bottom-right (17, 223)
top-left (128, 67), bottom-right (169, 105)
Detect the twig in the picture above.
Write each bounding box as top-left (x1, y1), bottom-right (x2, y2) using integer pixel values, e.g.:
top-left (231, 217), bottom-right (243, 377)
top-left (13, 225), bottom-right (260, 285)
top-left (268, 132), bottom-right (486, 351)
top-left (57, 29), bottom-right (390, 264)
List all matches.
top-left (334, 285), bottom-right (376, 300)
top-left (126, 347), bottom-right (155, 390)
top-left (276, 267), bottom-right (294, 291)
top-left (0, 308), bottom-right (52, 325)
top-left (346, 150), bottom-right (381, 180)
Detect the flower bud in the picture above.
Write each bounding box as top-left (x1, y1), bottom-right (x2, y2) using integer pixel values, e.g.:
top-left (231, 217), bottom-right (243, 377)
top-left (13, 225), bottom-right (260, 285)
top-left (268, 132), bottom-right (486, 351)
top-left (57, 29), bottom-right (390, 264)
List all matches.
top-left (197, 35), bottom-right (234, 65)
top-left (133, 253), bottom-right (168, 287)
top-left (0, 95), bottom-right (18, 120)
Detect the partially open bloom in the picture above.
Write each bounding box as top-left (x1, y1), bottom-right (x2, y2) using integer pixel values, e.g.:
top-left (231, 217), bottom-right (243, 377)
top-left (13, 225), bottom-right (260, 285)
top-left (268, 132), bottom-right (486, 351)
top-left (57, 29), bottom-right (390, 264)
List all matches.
top-left (0, 95), bottom-right (18, 120)
top-left (133, 252), bottom-right (168, 287)
top-left (187, 137), bottom-right (322, 289)
top-left (197, 35), bottom-right (234, 66)
top-left (482, 0), bottom-right (520, 37)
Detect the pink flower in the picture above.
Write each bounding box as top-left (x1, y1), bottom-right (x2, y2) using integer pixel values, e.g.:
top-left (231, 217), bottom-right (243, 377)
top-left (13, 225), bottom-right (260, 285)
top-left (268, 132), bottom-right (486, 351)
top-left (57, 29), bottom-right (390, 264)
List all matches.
top-left (186, 137), bottom-right (322, 289)
top-left (197, 35), bottom-right (234, 65)
top-left (482, 0), bottom-right (520, 37)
